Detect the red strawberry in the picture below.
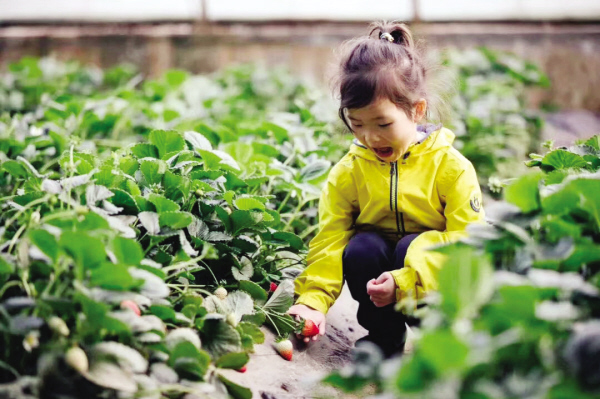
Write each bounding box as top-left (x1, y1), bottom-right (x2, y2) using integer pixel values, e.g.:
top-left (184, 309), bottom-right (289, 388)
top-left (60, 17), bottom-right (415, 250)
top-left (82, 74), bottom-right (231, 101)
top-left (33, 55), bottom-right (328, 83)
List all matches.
top-left (120, 300), bottom-right (141, 316)
top-left (273, 339), bottom-right (293, 361)
top-left (237, 366), bottom-right (247, 373)
top-left (269, 282), bottom-right (278, 293)
top-left (298, 319), bottom-right (319, 337)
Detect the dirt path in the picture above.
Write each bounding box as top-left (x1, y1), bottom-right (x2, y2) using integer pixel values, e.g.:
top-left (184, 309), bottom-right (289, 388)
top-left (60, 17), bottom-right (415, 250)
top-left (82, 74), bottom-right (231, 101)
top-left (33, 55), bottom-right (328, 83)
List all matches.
top-left (542, 110), bottom-right (600, 146)
top-left (220, 285), bottom-right (368, 398)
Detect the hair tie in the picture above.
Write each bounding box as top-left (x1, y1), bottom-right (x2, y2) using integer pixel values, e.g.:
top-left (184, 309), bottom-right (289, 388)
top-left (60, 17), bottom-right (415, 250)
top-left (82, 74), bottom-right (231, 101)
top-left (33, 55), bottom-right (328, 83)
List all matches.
top-left (380, 32), bottom-right (394, 43)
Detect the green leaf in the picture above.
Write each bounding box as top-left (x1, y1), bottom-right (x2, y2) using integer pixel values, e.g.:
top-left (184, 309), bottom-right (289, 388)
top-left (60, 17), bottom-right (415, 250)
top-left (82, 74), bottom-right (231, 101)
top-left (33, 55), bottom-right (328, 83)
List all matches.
top-left (218, 374), bottom-right (253, 399)
top-left (159, 211), bottom-right (193, 230)
top-left (200, 319), bottom-right (242, 358)
top-left (2, 160), bottom-right (29, 178)
top-left (90, 263), bottom-right (141, 290)
top-left (505, 172), bottom-right (543, 213)
top-left (544, 169), bottom-right (569, 185)
top-left (438, 246), bottom-right (494, 320)
top-left (165, 69), bottom-right (189, 87)
top-left (234, 198), bottom-right (265, 211)
top-left (150, 305), bottom-right (178, 322)
top-left (77, 212), bottom-right (110, 230)
top-left (419, 331), bottom-right (469, 373)
top-left (13, 192), bottom-right (45, 206)
top-left (582, 135), bottom-right (600, 151)
top-left (163, 170), bottom-right (190, 202)
top-left (131, 143), bottom-right (159, 159)
top-left (140, 159), bottom-right (167, 185)
top-left (238, 322), bottom-right (265, 344)
top-left (111, 237), bottom-right (143, 266)
top-left (223, 291), bottom-right (255, 324)
top-left (563, 241), bottom-right (600, 271)
top-left (59, 153), bottom-right (94, 175)
top-left (542, 149), bottom-right (589, 171)
top-left (265, 312), bottom-right (296, 337)
top-left (299, 159), bottom-right (331, 182)
top-left (149, 130), bottom-right (185, 159)
top-left (261, 121), bottom-right (289, 144)
top-left (396, 356), bottom-right (436, 392)
top-left (135, 196), bottom-right (154, 212)
top-left (239, 281), bottom-right (268, 302)
top-left (241, 312), bottom-right (266, 326)
top-left (29, 229), bottom-right (59, 262)
top-left (109, 189), bottom-right (139, 215)
top-left (119, 157), bottom-right (139, 176)
top-left (84, 362), bottom-right (137, 392)
top-left (149, 193), bottom-right (180, 213)
top-left (264, 280), bottom-right (294, 314)
top-left (231, 210), bottom-right (264, 235)
top-left (60, 231), bottom-right (106, 270)
top-left (542, 178), bottom-right (600, 234)
top-left (232, 257), bottom-right (254, 281)
top-left (215, 352), bottom-right (249, 369)
top-left (168, 341), bottom-right (211, 381)
top-left (0, 256), bottom-right (15, 275)
top-left (91, 342), bottom-right (148, 373)
top-left (184, 131), bottom-right (212, 151)
top-left (139, 212), bottom-right (161, 235)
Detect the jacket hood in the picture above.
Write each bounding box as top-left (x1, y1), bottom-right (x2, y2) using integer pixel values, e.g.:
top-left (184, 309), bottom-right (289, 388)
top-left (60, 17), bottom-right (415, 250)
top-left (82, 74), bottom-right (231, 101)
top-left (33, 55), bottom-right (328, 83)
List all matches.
top-left (349, 123), bottom-right (454, 162)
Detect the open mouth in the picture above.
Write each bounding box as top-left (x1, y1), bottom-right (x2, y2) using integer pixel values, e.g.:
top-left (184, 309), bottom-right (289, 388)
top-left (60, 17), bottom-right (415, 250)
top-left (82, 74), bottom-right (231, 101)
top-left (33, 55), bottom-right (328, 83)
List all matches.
top-left (373, 147), bottom-right (394, 158)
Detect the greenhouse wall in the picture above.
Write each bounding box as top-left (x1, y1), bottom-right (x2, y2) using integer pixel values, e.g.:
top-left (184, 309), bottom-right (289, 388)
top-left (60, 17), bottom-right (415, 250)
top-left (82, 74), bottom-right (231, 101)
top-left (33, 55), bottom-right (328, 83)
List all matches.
top-left (1, 0), bottom-right (600, 111)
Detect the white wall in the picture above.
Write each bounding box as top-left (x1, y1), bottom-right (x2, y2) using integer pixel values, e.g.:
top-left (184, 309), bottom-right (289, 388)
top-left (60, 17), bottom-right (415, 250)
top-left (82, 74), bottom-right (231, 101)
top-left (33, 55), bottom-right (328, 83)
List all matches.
top-left (1, 0), bottom-right (599, 22)
top-left (0, 0), bottom-right (202, 22)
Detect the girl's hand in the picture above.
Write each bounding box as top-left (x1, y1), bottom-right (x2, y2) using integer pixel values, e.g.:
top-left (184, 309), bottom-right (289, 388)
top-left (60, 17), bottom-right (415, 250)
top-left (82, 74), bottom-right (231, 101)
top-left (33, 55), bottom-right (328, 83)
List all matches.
top-left (366, 272), bottom-right (397, 307)
top-left (287, 304), bottom-right (326, 343)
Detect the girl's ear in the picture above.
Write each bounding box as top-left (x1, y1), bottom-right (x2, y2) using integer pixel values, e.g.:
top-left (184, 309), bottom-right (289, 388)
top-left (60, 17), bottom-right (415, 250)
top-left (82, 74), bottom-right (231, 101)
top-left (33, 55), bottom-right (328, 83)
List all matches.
top-left (412, 99), bottom-right (427, 123)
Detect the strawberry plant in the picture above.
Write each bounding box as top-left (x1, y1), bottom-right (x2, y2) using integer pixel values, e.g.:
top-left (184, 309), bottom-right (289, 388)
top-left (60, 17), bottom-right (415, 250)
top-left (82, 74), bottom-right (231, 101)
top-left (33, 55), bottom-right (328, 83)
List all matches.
top-left (443, 47), bottom-right (548, 194)
top-left (0, 57), bottom-right (339, 397)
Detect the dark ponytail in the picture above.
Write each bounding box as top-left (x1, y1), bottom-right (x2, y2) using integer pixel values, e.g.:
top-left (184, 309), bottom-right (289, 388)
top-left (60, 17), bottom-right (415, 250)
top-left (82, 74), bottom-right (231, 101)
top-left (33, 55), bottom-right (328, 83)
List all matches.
top-left (368, 22), bottom-right (414, 49)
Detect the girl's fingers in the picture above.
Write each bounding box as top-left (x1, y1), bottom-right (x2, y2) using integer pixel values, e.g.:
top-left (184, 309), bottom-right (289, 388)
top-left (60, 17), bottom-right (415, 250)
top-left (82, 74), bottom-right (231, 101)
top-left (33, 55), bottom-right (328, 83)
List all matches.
top-left (319, 320), bottom-right (327, 335)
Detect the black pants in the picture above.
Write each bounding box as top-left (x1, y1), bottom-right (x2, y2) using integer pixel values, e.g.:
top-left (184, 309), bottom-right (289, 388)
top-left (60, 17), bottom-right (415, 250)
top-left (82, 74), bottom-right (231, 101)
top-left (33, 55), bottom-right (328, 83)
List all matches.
top-left (342, 231), bottom-right (419, 356)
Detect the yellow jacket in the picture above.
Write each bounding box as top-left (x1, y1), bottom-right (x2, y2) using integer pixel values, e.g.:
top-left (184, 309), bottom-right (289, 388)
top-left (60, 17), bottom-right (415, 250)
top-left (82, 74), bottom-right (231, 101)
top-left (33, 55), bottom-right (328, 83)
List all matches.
top-left (294, 125), bottom-right (485, 314)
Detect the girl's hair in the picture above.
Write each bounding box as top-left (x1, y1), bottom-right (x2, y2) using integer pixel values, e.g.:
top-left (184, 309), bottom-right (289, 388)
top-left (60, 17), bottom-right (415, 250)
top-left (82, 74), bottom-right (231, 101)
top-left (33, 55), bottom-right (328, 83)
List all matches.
top-left (332, 21), bottom-right (451, 132)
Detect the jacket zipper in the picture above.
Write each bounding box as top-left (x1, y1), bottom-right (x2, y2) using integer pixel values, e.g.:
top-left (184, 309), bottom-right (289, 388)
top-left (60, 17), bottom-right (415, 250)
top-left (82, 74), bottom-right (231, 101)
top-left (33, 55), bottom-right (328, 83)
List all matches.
top-left (389, 161), bottom-right (405, 237)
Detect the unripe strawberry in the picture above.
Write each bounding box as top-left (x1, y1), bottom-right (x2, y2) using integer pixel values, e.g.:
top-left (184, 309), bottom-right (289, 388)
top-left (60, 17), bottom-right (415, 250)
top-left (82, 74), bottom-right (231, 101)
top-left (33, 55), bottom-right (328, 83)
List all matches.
top-left (48, 316), bottom-right (70, 336)
top-left (65, 346), bottom-right (88, 373)
top-left (226, 313), bottom-right (237, 327)
top-left (75, 205), bottom-right (88, 215)
top-left (120, 300), bottom-right (141, 316)
top-left (273, 338), bottom-right (293, 361)
top-left (214, 287), bottom-right (227, 300)
top-left (30, 211), bottom-right (41, 225)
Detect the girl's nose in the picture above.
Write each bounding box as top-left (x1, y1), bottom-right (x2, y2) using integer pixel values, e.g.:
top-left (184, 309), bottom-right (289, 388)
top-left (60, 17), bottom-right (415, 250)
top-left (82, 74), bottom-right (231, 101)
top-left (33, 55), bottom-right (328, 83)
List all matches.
top-left (365, 131), bottom-right (381, 146)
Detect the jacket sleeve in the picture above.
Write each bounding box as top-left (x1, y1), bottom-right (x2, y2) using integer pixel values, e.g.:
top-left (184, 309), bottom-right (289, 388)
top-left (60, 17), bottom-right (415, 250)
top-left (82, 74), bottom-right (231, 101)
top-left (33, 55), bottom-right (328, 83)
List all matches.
top-left (294, 162), bottom-right (357, 314)
top-left (390, 160), bottom-right (485, 302)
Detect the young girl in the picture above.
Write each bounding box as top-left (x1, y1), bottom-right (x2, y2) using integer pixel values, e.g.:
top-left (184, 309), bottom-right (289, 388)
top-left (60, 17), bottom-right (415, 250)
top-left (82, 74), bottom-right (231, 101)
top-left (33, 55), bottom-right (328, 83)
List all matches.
top-left (288, 21), bottom-right (485, 357)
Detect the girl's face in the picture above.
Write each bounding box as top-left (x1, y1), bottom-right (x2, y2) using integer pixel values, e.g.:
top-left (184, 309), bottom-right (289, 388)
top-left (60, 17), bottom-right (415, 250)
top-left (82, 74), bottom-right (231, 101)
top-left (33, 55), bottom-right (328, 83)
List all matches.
top-left (346, 98), bottom-right (426, 163)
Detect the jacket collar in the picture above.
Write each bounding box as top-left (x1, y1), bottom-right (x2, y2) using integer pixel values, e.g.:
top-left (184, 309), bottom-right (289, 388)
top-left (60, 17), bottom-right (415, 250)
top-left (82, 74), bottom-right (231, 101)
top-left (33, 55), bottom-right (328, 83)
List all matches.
top-left (349, 123), bottom-right (450, 163)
